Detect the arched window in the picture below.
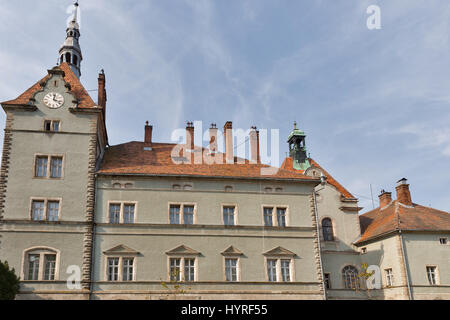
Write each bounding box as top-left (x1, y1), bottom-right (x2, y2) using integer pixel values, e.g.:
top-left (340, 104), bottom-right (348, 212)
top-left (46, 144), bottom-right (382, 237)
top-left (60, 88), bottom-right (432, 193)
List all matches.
top-left (322, 218), bottom-right (334, 241)
top-left (342, 265), bottom-right (360, 289)
top-left (73, 55), bottom-right (78, 66)
top-left (22, 247), bottom-right (59, 281)
top-left (65, 52), bottom-right (71, 64)
top-left (60, 55), bottom-right (63, 64)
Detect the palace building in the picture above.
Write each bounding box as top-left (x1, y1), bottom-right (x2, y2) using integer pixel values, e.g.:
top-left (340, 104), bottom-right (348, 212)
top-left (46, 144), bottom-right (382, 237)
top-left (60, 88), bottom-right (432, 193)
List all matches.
top-left (0, 3), bottom-right (448, 300)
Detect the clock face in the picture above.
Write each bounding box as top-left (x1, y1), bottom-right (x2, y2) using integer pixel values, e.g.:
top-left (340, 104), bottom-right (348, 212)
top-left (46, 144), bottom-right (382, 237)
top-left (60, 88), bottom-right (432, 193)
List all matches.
top-left (43, 92), bottom-right (64, 109)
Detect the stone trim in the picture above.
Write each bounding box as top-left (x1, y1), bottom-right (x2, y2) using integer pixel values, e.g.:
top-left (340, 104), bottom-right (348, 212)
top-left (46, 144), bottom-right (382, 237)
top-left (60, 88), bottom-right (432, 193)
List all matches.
top-left (81, 117), bottom-right (98, 290)
top-left (0, 112), bottom-right (14, 237)
top-left (396, 234), bottom-right (411, 300)
top-left (309, 194), bottom-right (325, 299)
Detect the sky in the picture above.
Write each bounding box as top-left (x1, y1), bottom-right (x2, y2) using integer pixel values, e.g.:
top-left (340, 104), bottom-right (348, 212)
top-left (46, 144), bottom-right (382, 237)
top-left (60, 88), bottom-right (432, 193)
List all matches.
top-left (0, 0), bottom-right (449, 213)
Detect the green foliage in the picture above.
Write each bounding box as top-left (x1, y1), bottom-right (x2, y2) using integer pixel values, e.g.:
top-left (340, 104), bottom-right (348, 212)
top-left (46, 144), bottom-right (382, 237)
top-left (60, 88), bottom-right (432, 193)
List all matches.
top-left (0, 260), bottom-right (20, 300)
top-left (160, 268), bottom-right (191, 299)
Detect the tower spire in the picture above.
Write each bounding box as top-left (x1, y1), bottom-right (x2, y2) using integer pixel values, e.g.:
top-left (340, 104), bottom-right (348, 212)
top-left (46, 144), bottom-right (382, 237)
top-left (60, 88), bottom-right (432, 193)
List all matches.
top-left (59, 1), bottom-right (82, 78)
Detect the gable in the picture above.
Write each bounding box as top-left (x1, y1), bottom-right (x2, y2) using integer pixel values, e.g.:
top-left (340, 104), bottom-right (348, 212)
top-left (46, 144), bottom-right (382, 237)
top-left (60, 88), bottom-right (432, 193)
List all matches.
top-left (263, 246), bottom-right (296, 257)
top-left (103, 244), bottom-right (140, 255)
top-left (165, 245), bottom-right (201, 256)
top-left (221, 245), bottom-right (244, 256)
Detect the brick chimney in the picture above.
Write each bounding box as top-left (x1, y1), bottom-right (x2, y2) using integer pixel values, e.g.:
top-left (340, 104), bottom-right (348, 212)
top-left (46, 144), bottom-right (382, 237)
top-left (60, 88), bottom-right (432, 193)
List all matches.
top-left (209, 123), bottom-right (218, 153)
top-left (186, 121), bottom-right (194, 151)
top-left (224, 121), bottom-right (233, 164)
top-left (144, 121), bottom-right (152, 144)
top-left (98, 69), bottom-right (107, 117)
top-left (396, 178), bottom-right (412, 206)
top-left (249, 126), bottom-right (260, 164)
top-left (378, 189), bottom-right (392, 208)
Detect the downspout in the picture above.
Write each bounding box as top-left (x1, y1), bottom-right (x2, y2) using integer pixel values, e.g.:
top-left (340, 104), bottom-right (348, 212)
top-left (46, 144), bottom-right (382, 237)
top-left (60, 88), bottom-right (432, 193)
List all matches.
top-left (313, 185), bottom-right (327, 300)
top-left (399, 230), bottom-right (413, 300)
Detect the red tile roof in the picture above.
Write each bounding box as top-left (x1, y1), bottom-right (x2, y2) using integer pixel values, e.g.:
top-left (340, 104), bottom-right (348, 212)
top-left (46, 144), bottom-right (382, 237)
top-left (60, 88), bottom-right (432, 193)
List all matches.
top-left (98, 141), bottom-right (319, 181)
top-left (356, 201), bottom-right (450, 244)
top-left (1, 63), bottom-right (97, 109)
top-left (280, 157), bottom-right (355, 199)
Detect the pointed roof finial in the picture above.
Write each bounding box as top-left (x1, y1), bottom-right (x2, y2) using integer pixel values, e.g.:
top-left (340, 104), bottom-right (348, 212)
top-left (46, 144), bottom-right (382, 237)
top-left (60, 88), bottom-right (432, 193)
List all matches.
top-left (294, 121), bottom-right (297, 130)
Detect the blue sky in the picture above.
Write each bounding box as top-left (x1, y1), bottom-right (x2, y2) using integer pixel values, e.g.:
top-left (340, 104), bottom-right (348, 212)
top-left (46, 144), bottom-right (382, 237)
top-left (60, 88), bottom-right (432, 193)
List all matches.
top-left (0, 0), bottom-right (449, 212)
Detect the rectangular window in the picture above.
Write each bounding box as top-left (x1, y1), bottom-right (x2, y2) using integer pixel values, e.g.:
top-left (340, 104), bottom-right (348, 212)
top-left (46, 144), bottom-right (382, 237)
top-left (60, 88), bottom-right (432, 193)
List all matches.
top-left (122, 258), bottom-right (134, 281)
top-left (225, 258), bottom-right (238, 282)
top-left (263, 207), bottom-right (273, 226)
top-left (385, 268), bottom-right (394, 287)
top-left (52, 121), bottom-right (60, 132)
top-left (324, 273), bottom-right (331, 289)
top-left (47, 201), bottom-right (60, 222)
top-left (109, 204), bottom-right (121, 224)
top-left (277, 208), bottom-right (287, 227)
top-left (267, 259), bottom-right (277, 282)
top-left (123, 204), bottom-right (135, 224)
top-left (50, 157), bottom-right (63, 178)
top-left (28, 254), bottom-right (40, 280)
top-left (184, 258), bottom-right (195, 282)
top-left (169, 258), bottom-right (181, 281)
top-left (44, 120), bottom-right (60, 132)
top-left (44, 254), bottom-right (56, 280)
top-left (183, 205), bottom-right (194, 225)
top-left (35, 156), bottom-right (48, 178)
top-left (223, 206), bottom-right (235, 226)
top-left (107, 258), bottom-right (119, 281)
top-left (439, 238), bottom-right (448, 245)
top-left (280, 259), bottom-right (291, 282)
top-left (44, 120), bottom-right (52, 131)
top-left (31, 200), bottom-right (45, 221)
top-left (426, 266), bottom-right (437, 285)
top-left (170, 205), bottom-right (181, 224)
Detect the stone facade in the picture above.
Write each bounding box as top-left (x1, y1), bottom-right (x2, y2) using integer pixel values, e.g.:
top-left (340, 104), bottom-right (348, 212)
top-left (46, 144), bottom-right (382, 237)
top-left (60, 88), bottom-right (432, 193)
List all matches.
top-left (0, 3), bottom-right (449, 300)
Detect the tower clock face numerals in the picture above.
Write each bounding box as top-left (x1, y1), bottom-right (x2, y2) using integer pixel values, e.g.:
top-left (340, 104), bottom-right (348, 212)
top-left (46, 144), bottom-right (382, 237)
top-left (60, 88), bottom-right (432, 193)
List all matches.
top-left (43, 92), bottom-right (64, 109)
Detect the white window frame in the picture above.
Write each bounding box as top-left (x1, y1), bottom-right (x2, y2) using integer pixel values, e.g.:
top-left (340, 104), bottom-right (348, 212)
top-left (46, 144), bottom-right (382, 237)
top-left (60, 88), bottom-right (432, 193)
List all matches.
top-left (222, 256), bottom-right (241, 282)
top-left (263, 257), bottom-right (295, 282)
top-left (33, 154), bottom-right (65, 179)
top-left (107, 201), bottom-right (138, 224)
top-left (261, 205), bottom-right (289, 227)
top-left (104, 256), bottom-right (136, 282)
top-left (221, 203), bottom-right (238, 226)
top-left (426, 265), bottom-right (439, 285)
top-left (20, 246), bottom-right (60, 281)
top-left (29, 197), bottom-right (62, 221)
top-left (168, 202), bottom-right (197, 225)
top-left (166, 256), bottom-right (198, 282)
top-left (384, 268), bottom-right (394, 287)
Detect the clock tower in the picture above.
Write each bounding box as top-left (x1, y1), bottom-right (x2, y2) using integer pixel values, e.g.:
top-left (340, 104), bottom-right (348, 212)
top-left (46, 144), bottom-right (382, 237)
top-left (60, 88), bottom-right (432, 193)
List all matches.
top-left (59, 2), bottom-right (82, 78)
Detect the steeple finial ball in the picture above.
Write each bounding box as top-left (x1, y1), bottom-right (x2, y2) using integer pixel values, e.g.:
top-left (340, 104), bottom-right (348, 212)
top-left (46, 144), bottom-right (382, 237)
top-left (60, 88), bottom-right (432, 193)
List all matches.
top-left (145, 121), bottom-right (149, 126)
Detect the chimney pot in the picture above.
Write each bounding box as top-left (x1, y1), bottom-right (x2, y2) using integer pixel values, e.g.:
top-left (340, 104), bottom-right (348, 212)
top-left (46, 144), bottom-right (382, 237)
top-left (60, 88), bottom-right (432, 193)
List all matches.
top-left (98, 70), bottom-right (107, 109)
top-left (144, 121), bottom-right (153, 144)
top-left (379, 190), bottom-right (392, 208)
top-left (209, 125), bottom-right (218, 153)
top-left (224, 121), bottom-right (233, 164)
top-left (396, 178), bottom-right (412, 206)
top-left (249, 126), bottom-right (260, 164)
top-left (186, 121), bottom-right (194, 151)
